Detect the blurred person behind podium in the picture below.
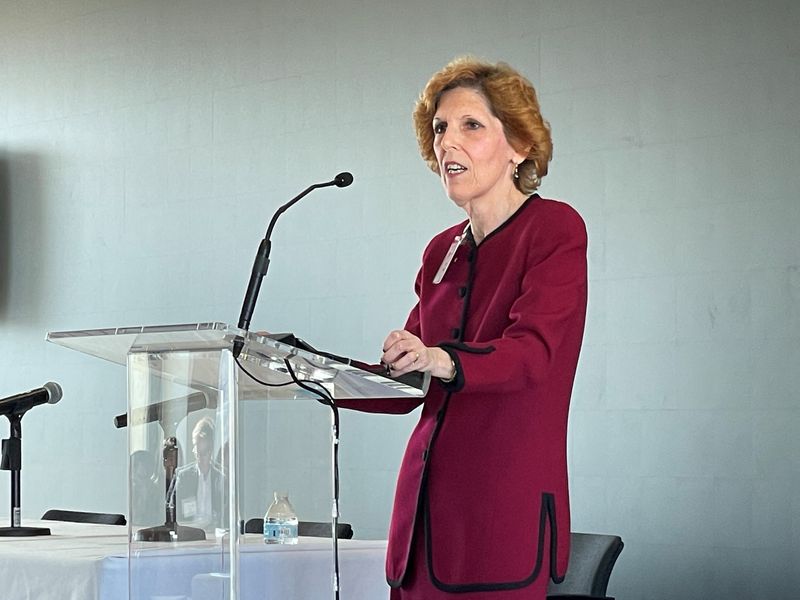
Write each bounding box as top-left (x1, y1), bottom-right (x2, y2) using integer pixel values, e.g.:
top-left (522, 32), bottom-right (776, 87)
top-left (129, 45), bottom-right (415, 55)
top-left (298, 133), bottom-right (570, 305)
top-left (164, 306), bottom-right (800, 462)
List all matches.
top-left (170, 416), bottom-right (226, 531)
top-left (130, 449), bottom-right (162, 526)
top-left (337, 57), bottom-right (588, 599)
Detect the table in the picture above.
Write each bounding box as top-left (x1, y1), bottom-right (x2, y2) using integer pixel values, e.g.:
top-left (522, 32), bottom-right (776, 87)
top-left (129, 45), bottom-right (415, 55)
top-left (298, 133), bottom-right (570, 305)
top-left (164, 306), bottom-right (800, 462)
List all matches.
top-left (0, 520), bottom-right (388, 600)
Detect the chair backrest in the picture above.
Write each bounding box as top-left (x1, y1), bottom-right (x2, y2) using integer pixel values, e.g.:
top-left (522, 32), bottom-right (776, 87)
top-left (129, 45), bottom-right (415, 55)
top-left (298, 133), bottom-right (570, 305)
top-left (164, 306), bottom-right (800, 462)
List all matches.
top-left (546, 532), bottom-right (624, 599)
top-left (41, 509), bottom-right (127, 526)
top-left (244, 518), bottom-right (354, 539)
top-left (299, 520), bottom-right (354, 539)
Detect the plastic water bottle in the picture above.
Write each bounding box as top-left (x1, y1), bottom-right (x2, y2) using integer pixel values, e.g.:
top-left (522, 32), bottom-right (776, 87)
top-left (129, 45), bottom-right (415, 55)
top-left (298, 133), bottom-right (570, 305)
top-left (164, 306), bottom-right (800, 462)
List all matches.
top-left (263, 491), bottom-right (298, 544)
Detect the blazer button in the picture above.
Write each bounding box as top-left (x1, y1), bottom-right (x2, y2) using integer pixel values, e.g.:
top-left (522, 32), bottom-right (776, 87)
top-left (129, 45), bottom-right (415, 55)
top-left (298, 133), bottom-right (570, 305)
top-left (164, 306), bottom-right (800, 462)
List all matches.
top-left (458, 286), bottom-right (467, 298)
top-left (451, 328), bottom-right (460, 338)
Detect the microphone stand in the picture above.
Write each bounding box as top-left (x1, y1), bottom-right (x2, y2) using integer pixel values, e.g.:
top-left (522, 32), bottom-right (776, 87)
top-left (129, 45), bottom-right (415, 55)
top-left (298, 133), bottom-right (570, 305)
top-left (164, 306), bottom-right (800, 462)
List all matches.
top-left (0, 413), bottom-right (50, 536)
top-left (115, 392), bottom-right (210, 542)
top-left (234, 172), bottom-right (353, 356)
top-left (134, 435), bottom-right (205, 542)
top-left (231, 172), bottom-right (353, 599)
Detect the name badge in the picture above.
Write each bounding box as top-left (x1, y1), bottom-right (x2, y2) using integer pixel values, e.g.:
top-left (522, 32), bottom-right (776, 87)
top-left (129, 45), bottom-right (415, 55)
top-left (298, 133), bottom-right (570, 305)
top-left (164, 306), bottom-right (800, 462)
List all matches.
top-left (433, 224), bottom-right (470, 285)
top-left (182, 498), bottom-right (197, 518)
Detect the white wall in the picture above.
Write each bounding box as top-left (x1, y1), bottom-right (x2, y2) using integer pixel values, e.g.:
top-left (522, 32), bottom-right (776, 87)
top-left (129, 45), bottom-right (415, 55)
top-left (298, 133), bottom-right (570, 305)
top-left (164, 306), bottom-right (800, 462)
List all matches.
top-left (1, 1), bottom-right (798, 599)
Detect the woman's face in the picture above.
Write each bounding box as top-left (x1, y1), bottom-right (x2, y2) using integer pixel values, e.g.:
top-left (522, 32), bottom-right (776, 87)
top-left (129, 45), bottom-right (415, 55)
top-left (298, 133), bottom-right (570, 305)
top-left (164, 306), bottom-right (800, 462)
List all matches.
top-left (432, 86), bottom-right (523, 209)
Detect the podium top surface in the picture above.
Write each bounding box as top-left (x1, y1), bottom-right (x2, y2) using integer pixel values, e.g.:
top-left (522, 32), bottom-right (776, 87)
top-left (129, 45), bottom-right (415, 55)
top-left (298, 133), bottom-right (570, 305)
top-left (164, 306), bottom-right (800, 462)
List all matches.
top-left (47, 322), bottom-right (429, 399)
top-left (48, 322), bottom-right (235, 364)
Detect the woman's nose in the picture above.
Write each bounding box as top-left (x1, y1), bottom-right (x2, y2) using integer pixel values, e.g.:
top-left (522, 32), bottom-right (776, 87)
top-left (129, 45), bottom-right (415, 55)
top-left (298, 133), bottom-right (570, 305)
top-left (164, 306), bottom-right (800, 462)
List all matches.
top-left (440, 128), bottom-right (459, 152)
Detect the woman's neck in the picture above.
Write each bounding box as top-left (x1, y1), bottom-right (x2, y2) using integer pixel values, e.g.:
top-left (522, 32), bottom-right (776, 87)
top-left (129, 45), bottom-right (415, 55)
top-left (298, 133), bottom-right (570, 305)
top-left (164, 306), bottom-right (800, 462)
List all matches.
top-left (466, 188), bottom-right (529, 244)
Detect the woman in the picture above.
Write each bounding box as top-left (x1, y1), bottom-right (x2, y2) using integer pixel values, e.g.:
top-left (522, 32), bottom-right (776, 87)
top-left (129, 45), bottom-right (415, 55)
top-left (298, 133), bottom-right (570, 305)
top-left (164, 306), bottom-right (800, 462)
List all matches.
top-left (342, 57), bottom-right (587, 599)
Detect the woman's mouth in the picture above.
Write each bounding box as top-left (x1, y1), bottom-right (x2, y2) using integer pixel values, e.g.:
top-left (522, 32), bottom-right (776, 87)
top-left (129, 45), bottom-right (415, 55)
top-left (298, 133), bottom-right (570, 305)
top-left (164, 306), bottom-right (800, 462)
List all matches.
top-left (444, 161), bottom-right (467, 176)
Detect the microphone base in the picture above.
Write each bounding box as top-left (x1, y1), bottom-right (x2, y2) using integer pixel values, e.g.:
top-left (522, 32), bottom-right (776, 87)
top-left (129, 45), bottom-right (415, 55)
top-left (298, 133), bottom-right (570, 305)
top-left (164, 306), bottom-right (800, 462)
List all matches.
top-left (0, 525), bottom-right (51, 537)
top-left (134, 523), bottom-right (206, 542)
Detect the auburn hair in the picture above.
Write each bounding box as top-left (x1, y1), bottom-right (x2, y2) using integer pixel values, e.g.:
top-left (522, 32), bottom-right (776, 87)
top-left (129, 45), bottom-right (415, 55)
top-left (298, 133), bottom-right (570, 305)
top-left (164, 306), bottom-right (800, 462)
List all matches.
top-left (413, 56), bottom-right (552, 194)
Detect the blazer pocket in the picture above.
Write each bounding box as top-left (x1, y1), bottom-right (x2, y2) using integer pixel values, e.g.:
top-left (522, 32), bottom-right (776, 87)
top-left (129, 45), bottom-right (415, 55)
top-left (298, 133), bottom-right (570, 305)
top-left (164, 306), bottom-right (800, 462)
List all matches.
top-left (426, 491), bottom-right (560, 593)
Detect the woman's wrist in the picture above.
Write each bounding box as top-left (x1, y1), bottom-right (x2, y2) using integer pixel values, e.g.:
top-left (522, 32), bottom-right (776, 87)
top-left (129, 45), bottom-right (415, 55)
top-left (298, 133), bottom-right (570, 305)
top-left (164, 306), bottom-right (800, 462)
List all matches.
top-left (440, 357), bottom-right (457, 382)
top-left (432, 348), bottom-right (456, 382)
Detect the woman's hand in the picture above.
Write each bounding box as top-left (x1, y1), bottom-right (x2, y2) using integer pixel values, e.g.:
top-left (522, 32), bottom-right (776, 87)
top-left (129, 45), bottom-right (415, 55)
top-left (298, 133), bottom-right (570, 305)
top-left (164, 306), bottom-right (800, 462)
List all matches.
top-left (381, 330), bottom-right (455, 380)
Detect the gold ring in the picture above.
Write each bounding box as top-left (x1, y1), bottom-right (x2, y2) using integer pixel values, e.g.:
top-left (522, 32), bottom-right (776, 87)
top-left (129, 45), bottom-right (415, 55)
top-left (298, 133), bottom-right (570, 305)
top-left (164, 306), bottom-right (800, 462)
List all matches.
top-left (413, 352), bottom-right (420, 363)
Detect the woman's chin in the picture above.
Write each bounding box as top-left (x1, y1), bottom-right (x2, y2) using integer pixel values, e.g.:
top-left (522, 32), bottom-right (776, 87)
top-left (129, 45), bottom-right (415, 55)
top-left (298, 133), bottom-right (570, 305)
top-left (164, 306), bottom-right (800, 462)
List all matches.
top-left (443, 186), bottom-right (470, 208)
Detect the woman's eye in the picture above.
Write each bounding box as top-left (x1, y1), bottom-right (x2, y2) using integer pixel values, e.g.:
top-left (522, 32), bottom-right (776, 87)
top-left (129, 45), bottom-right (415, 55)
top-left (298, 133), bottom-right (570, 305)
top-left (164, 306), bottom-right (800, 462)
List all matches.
top-left (433, 122), bottom-right (446, 135)
top-left (465, 120), bottom-right (481, 129)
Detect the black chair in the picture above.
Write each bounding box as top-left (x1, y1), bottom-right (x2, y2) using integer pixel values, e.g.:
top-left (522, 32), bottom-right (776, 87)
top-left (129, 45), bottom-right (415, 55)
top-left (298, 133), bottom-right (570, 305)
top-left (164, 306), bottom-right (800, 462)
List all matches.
top-left (546, 532), bottom-right (624, 600)
top-left (244, 518), bottom-right (353, 539)
top-left (41, 509), bottom-right (127, 526)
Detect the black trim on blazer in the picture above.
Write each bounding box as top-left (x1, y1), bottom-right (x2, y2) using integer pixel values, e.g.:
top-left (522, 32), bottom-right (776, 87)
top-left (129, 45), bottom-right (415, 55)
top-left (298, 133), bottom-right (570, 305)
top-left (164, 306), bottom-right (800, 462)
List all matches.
top-left (433, 233), bottom-right (492, 393)
top-left (439, 341), bottom-right (495, 354)
top-left (436, 345), bottom-right (465, 393)
top-left (386, 391), bottom-right (456, 589)
top-left (386, 472), bottom-right (429, 589)
top-left (479, 193), bottom-right (539, 246)
top-left (425, 491), bottom-right (561, 593)
top-left (389, 226), bottom-right (479, 588)
top-left (457, 233), bottom-right (476, 345)
top-left (548, 492), bottom-right (566, 584)
top-left (436, 342), bottom-right (496, 393)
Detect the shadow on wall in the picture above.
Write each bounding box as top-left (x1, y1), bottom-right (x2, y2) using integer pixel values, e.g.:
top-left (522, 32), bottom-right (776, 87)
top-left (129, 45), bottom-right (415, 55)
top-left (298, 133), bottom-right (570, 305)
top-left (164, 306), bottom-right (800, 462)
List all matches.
top-left (0, 150), bottom-right (46, 322)
top-left (0, 152), bottom-right (8, 317)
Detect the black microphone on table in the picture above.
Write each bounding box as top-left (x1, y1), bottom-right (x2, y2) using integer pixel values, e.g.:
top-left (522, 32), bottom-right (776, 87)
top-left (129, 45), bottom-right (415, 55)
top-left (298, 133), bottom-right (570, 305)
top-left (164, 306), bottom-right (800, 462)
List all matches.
top-left (0, 382), bottom-right (62, 418)
top-left (112, 391), bottom-right (207, 429)
top-left (234, 172), bottom-right (354, 357)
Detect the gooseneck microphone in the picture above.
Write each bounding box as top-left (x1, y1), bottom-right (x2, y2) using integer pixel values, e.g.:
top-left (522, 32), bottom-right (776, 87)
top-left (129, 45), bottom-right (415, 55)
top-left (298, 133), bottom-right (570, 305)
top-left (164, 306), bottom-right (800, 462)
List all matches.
top-left (236, 172), bottom-right (354, 341)
top-left (0, 382), bottom-right (62, 418)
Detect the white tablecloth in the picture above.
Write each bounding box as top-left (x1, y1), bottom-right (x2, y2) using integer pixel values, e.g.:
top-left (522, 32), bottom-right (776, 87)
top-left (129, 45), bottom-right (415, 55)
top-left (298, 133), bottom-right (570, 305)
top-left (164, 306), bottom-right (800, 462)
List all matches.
top-left (0, 520), bottom-right (389, 600)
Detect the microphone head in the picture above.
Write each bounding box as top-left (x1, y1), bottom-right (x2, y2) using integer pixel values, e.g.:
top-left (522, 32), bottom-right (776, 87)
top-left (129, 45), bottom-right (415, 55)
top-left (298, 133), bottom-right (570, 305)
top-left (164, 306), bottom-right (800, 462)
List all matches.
top-left (43, 381), bottom-right (63, 404)
top-left (334, 172), bottom-right (354, 188)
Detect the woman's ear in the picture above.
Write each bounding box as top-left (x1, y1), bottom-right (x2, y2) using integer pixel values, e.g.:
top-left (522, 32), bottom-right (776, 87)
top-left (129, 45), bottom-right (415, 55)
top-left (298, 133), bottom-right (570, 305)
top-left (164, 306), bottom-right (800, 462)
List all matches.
top-left (511, 144), bottom-right (531, 166)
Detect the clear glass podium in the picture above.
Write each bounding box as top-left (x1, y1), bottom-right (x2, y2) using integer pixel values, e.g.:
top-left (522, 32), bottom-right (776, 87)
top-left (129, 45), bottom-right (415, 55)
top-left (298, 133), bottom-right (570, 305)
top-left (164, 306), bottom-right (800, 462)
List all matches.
top-left (47, 322), bottom-right (428, 600)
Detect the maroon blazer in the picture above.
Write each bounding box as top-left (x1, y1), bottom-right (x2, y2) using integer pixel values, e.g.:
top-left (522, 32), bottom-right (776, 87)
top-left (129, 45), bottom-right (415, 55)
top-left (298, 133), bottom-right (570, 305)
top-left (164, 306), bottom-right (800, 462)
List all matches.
top-left (340, 195), bottom-right (587, 593)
